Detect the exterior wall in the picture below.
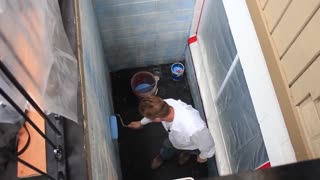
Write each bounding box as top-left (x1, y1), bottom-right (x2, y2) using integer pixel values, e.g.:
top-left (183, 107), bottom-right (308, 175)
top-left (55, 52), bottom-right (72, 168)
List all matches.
top-left (76, 0), bottom-right (120, 179)
top-left (246, 0), bottom-right (320, 160)
top-left (93, 0), bottom-right (195, 71)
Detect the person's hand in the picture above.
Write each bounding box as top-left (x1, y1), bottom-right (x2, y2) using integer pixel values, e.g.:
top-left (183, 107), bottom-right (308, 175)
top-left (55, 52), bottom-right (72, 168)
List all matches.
top-left (197, 155), bottom-right (207, 163)
top-left (128, 121), bottom-right (143, 129)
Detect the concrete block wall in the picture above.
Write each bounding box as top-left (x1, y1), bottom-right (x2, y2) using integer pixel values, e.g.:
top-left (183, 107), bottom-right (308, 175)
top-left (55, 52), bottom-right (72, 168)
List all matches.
top-left (78, 0), bottom-right (121, 179)
top-left (93, 0), bottom-right (195, 71)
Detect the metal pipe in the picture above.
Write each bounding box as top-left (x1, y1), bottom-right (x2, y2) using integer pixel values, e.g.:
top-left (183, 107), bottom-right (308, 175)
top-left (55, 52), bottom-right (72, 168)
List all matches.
top-left (0, 88), bottom-right (58, 149)
top-left (0, 60), bottom-right (62, 136)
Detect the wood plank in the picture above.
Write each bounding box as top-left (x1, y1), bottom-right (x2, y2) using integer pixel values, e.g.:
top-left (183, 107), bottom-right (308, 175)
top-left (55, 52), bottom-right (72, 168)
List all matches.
top-left (310, 138), bottom-right (320, 158)
top-left (296, 97), bottom-right (320, 158)
top-left (313, 100), bottom-right (320, 157)
top-left (246, 0), bottom-right (309, 160)
top-left (260, 0), bottom-right (269, 9)
top-left (272, 0), bottom-right (320, 57)
top-left (290, 56), bottom-right (320, 105)
top-left (281, 9), bottom-right (320, 85)
top-left (264, 0), bottom-right (291, 32)
top-left (17, 111), bottom-right (46, 178)
top-left (298, 98), bottom-right (320, 139)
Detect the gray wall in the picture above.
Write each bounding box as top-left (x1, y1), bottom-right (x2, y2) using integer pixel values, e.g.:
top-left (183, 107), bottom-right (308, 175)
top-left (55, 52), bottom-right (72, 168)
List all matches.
top-left (79, 0), bottom-right (120, 179)
top-left (93, 0), bottom-right (195, 71)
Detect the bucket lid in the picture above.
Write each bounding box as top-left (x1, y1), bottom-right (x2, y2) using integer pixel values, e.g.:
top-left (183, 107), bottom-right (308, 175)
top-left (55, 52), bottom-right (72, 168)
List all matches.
top-left (171, 63), bottom-right (185, 75)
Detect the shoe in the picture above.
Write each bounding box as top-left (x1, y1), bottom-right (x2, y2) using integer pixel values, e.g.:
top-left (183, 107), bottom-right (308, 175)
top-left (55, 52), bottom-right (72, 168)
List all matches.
top-left (151, 154), bottom-right (163, 169)
top-left (178, 151), bottom-right (191, 165)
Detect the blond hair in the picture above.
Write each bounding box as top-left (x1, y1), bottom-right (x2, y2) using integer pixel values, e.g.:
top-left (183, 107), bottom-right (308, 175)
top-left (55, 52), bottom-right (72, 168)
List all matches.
top-left (139, 96), bottom-right (170, 120)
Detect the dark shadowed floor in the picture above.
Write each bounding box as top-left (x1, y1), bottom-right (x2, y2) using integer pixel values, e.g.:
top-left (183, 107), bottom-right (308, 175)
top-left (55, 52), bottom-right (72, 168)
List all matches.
top-left (111, 62), bottom-right (208, 180)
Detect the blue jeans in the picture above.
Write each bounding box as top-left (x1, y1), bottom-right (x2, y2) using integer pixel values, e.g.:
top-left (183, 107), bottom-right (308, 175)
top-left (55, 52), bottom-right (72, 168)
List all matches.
top-left (159, 138), bottom-right (219, 177)
top-left (160, 138), bottom-right (200, 160)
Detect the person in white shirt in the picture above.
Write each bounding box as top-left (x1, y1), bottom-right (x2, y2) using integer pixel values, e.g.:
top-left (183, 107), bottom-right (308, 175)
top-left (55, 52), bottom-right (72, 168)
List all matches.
top-left (128, 96), bottom-right (217, 173)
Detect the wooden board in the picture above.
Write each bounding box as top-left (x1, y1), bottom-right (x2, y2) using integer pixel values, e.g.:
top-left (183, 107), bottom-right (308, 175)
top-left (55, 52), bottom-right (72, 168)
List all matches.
top-left (260, 0), bottom-right (269, 9)
top-left (264, 0), bottom-right (292, 32)
top-left (17, 111), bottom-right (46, 178)
top-left (272, 0), bottom-right (320, 57)
top-left (281, 9), bottom-right (320, 85)
top-left (246, 0), bottom-right (320, 160)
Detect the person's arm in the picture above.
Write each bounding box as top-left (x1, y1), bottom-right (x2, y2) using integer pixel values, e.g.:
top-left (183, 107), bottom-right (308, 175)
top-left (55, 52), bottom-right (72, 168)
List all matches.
top-left (191, 128), bottom-right (215, 162)
top-left (140, 117), bottom-right (152, 125)
top-left (128, 117), bottom-right (152, 129)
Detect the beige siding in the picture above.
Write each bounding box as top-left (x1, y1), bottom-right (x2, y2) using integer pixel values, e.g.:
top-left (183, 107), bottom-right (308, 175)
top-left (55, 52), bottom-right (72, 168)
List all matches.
top-left (281, 10), bottom-right (320, 85)
top-left (272, 0), bottom-right (320, 57)
top-left (296, 97), bottom-right (320, 158)
top-left (260, 0), bottom-right (269, 9)
top-left (247, 0), bottom-right (320, 160)
top-left (264, 0), bottom-right (292, 32)
top-left (290, 56), bottom-right (320, 105)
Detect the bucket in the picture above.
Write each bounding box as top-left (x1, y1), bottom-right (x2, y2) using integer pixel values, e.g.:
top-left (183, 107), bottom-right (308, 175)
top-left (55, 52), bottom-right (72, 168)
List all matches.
top-left (130, 71), bottom-right (159, 98)
top-left (171, 63), bottom-right (185, 81)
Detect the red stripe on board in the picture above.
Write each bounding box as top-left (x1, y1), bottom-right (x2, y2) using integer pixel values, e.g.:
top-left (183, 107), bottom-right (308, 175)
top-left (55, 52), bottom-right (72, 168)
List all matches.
top-left (188, 36), bottom-right (198, 44)
top-left (257, 162), bottom-right (271, 170)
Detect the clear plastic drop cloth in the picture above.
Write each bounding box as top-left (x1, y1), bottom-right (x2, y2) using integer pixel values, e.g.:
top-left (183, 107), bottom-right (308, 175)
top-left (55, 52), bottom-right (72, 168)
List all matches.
top-left (215, 60), bottom-right (269, 172)
top-left (184, 47), bottom-right (205, 120)
top-left (0, 0), bottom-right (78, 122)
top-left (192, 0), bottom-right (269, 174)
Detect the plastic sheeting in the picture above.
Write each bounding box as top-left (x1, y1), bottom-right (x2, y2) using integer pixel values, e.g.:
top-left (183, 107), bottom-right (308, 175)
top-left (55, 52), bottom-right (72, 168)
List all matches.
top-left (184, 47), bottom-right (205, 120)
top-left (0, 0), bottom-right (78, 122)
top-left (215, 59), bottom-right (269, 172)
top-left (189, 0), bottom-right (269, 174)
top-left (0, 103), bottom-right (23, 124)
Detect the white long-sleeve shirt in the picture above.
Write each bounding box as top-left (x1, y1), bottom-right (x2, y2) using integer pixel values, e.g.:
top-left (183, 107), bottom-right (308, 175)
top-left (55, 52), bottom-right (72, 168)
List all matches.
top-left (140, 98), bottom-right (215, 159)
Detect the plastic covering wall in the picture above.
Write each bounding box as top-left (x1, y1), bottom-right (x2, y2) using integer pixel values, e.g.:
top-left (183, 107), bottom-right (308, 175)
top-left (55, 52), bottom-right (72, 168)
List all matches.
top-left (93, 0), bottom-right (195, 71)
top-left (223, 0), bottom-right (295, 166)
top-left (189, 0), bottom-right (269, 174)
top-left (184, 47), bottom-right (205, 119)
top-left (78, 0), bottom-right (120, 179)
top-left (0, 0), bottom-right (78, 122)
